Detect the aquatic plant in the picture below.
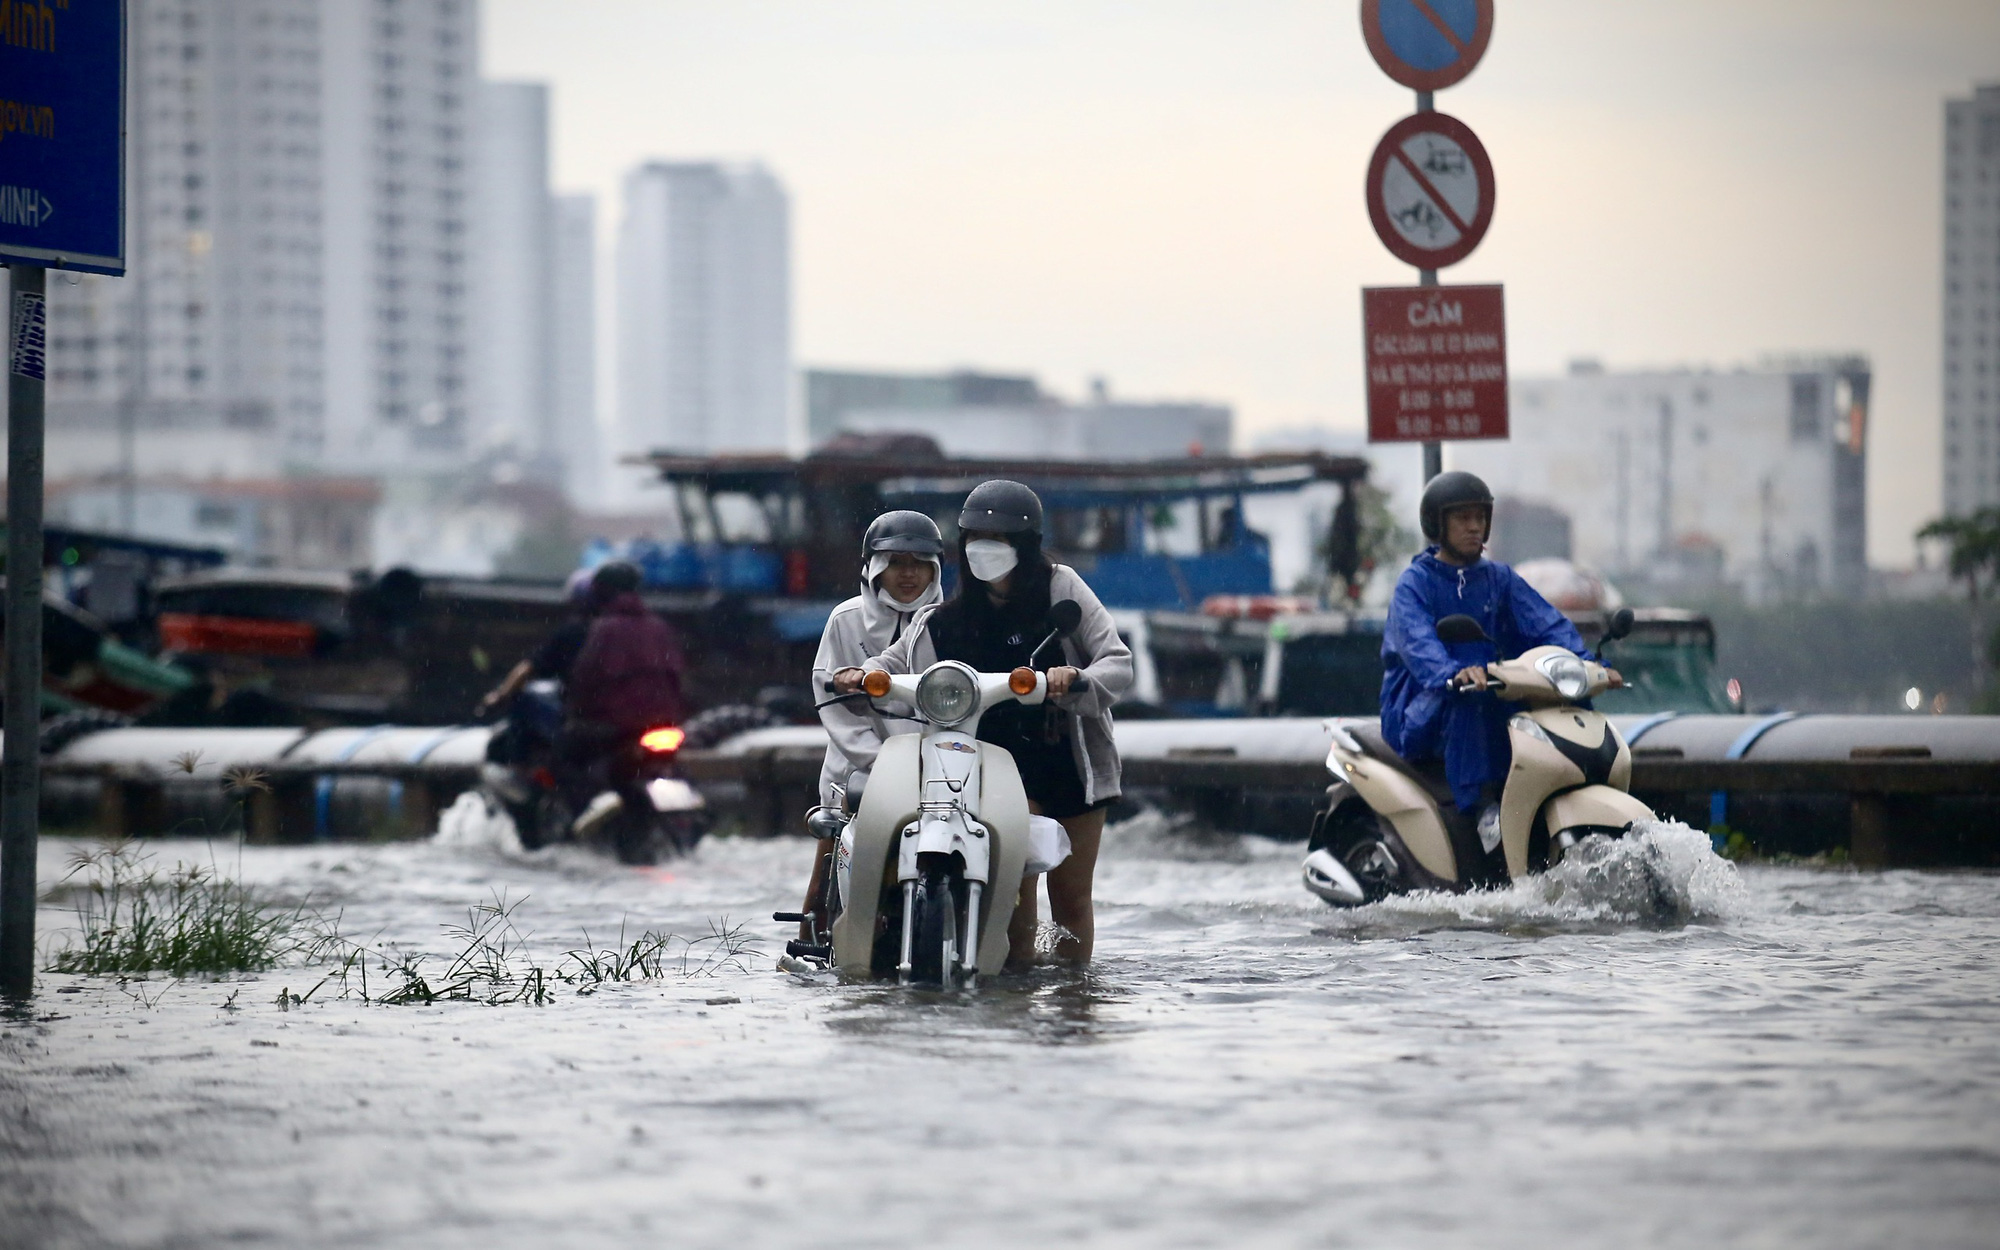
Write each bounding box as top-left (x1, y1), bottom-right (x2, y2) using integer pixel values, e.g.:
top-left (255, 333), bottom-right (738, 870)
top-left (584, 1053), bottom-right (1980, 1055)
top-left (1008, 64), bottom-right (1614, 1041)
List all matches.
top-left (559, 918), bottom-right (760, 992)
top-left (296, 894), bottom-right (553, 1007)
top-left (294, 897), bottom-right (760, 1007)
top-left (47, 840), bottom-right (310, 977)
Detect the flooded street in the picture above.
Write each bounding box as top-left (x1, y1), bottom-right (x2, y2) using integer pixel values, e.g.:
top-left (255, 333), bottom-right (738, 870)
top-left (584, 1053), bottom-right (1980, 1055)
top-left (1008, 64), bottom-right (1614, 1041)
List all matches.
top-left (4, 815), bottom-right (1999, 1249)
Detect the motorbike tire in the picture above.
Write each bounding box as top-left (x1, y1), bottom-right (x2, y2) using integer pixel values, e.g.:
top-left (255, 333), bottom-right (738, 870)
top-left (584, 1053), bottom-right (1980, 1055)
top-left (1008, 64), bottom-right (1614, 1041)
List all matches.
top-left (610, 805), bottom-right (660, 865)
top-left (656, 809), bottom-right (707, 858)
top-left (1318, 801), bottom-right (1407, 902)
top-left (909, 858), bottom-right (957, 987)
top-left (511, 792), bottom-right (571, 852)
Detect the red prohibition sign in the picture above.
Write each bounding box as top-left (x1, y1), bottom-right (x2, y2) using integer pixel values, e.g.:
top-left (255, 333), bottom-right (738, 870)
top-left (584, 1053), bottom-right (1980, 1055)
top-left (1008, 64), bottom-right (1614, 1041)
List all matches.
top-left (1365, 111), bottom-right (1495, 270)
top-left (1360, 0), bottom-right (1494, 94)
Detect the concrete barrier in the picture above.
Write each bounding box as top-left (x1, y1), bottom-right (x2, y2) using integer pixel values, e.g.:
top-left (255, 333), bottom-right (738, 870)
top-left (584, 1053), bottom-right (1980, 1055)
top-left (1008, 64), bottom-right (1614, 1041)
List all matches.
top-left (30, 715), bottom-right (2000, 863)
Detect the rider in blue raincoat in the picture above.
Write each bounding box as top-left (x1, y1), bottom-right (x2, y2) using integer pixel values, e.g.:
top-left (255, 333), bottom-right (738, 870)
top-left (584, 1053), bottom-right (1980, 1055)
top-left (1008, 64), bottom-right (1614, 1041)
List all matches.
top-left (1381, 472), bottom-right (1620, 819)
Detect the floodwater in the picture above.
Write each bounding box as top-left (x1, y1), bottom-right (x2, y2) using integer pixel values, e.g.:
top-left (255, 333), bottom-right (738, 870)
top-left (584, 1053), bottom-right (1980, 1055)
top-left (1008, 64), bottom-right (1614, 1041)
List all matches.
top-left (4, 806), bottom-right (1999, 1249)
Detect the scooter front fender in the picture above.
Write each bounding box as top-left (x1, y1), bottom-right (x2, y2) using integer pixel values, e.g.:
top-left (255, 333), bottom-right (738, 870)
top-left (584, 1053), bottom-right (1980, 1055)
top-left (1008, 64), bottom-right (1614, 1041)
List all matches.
top-left (831, 735), bottom-right (921, 976)
top-left (1544, 785), bottom-right (1654, 838)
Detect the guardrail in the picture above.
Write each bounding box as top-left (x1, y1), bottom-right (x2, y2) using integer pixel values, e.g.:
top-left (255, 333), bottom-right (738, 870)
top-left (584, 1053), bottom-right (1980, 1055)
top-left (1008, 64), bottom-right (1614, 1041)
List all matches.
top-left (28, 715), bottom-right (2000, 866)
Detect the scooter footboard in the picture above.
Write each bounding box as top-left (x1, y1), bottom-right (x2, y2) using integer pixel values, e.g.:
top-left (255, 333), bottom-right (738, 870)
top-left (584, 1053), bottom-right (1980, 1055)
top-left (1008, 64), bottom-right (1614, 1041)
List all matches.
top-left (1545, 785), bottom-right (1654, 838)
top-left (972, 744), bottom-right (1031, 976)
top-left (831, 735), bottom-right (921, 976)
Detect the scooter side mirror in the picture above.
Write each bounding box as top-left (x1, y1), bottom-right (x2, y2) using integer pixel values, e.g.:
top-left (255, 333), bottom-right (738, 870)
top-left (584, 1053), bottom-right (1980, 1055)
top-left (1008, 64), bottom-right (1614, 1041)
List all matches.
top-left (1048, 599), bottom-right (1084, 636)
top-left (1604, 606), bottom-right (1636, 642)
top-left (1435, 614), bottom-right (1490, 645)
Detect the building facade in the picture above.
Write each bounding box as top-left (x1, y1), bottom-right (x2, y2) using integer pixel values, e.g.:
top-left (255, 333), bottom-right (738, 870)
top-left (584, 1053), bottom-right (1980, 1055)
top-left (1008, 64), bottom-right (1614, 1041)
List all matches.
top-left (1945, 84), bottom-right (2000, 515)
top-left (1452, 358), bottom-right (1870, 599)
top-left (45, 0), bottom-right (478, 492)
top-left (616, 162), bottom-right (791, 463)
top-left (806, 367), bottom-right (1231, 462)
top-left (320, 0), bottom-right (477, 469)
top-left (553, 193), bottom-right (599, 503)
top-left (472, 80), bottom-right (555, 477)
top-left (805, 368), bottom-right (1044, 448)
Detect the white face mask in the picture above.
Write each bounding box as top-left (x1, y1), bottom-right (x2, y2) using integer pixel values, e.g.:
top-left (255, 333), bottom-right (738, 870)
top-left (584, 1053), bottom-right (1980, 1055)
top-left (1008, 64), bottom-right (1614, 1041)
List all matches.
top-left (963, 539), bottom-right (1020, 583)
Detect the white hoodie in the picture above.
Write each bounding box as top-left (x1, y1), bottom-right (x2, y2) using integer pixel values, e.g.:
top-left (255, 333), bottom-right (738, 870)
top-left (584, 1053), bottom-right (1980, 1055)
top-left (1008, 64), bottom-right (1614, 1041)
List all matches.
top-left (810, 555), bottom-right (942, 807)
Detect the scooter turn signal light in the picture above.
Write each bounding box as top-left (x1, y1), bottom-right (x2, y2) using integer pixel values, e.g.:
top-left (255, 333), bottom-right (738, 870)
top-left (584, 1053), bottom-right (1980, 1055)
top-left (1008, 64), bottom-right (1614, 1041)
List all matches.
top-left (1009, 667), bottom-right (1037, 696)
top-left (862, 669), bottom-right (893, 698)
top-left (639, 726), bottom-right (686, 754)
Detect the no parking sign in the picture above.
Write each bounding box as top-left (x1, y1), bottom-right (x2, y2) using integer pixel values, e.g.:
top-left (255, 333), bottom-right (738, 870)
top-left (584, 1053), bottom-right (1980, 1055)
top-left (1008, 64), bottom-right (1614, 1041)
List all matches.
top-left (1361, 0), bottom-right (1493, 93)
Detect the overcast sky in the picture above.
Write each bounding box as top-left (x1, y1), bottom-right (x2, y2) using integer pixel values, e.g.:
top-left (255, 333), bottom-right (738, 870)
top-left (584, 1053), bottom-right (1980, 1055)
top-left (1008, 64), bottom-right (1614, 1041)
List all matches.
top-left (485, 0), bottom-right (2000, 566)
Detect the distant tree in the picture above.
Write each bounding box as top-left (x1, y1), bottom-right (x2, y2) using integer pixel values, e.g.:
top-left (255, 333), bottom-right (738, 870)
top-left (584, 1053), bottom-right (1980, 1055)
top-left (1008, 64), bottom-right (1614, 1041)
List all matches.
top-left (1916, 507), bottom-right (2000, 705)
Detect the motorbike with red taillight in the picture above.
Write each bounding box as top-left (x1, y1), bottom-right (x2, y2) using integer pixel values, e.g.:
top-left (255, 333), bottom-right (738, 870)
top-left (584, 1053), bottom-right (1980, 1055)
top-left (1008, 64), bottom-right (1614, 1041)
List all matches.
top-left (478, 682), bottom-right (706, 864)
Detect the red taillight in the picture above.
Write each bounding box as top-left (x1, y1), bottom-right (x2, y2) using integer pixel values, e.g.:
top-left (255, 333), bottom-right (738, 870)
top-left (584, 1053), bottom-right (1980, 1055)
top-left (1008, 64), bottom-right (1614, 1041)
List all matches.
top-left (640, 726), bottom-right (686, 754)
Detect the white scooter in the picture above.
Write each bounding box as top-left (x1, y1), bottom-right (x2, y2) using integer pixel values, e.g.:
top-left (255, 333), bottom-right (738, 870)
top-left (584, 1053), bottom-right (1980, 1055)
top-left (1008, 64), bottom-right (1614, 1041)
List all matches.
top-left (777, 602), bottom-right (1085, 987)
top-left (1302, 608), bottom-right (1652, 905)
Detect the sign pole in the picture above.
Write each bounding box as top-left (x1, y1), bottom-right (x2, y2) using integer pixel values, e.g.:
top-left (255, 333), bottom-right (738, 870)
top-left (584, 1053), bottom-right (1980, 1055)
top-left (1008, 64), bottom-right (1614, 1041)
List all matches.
top-left (1, 265), bottom-right (46, 999)
top-left (1419, 266), bottom-right (1441, 482)
top-left (1417, 84), bottom-right (1440, 484)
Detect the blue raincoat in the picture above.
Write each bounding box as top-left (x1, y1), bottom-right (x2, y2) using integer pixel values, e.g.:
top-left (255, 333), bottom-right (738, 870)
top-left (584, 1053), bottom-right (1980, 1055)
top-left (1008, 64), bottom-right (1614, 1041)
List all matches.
top-left (1380, 549), bottom-right (1592, 812)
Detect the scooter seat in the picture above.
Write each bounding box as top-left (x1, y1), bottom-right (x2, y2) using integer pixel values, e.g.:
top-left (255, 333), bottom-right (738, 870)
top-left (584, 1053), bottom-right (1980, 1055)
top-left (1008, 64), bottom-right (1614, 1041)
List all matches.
top-left (1346, 722), bottom-right (1459, 811)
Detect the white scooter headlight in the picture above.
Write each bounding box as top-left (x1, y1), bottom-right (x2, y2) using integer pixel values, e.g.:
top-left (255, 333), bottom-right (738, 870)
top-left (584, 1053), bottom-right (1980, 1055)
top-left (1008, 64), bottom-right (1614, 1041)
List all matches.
top-left (1535, 654), bottom-right (1590, 701)
top-left (916, 663), bottom-right (980, 726)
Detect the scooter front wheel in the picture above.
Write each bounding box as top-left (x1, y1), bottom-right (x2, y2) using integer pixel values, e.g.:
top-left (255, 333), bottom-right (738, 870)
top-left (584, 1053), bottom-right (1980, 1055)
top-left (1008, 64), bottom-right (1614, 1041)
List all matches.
top-left (910, 860), bottom-right (958, 987)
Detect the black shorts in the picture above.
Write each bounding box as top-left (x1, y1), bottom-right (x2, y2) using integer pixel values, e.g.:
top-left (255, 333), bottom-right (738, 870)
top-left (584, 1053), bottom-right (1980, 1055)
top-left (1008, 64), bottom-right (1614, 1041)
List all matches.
top-left (1007, 731), bottom-right (1101, 821)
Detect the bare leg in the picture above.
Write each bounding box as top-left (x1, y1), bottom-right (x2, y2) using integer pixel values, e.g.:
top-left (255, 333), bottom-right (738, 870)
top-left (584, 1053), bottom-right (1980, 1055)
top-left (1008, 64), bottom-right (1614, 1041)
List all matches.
top-left (798, 836), bottom-right (833, 941)
top-left (1045, 806), bottom-right (1107, 966)
top-left (1006, 798), bottom-right (1048, 968)
top-left (1006, 873), bottom-right (1040, 969)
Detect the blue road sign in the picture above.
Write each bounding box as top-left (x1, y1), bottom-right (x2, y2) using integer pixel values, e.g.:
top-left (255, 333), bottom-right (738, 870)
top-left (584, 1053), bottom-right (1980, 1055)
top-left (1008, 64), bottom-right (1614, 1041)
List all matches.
top-left (0, 0), bottom-right (125, 274)
top-left (1361, 0), bottom-right (1493, 94)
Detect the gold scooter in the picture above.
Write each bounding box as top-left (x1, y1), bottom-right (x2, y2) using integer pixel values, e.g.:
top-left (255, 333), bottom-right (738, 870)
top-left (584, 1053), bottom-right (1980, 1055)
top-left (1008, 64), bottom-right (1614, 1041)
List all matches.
top-left (1302, 608), bottom-right (1651, 905)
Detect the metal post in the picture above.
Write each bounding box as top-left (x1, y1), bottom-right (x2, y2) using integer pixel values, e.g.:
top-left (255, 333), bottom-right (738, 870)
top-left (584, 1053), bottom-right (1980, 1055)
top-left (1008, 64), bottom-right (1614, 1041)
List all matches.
top-left (2, 265), bottom-right (47, 999)
top-left (1416, 82), bottom-right (1442, 484)
top-left (1419, 265), bottom-right (1441, 482)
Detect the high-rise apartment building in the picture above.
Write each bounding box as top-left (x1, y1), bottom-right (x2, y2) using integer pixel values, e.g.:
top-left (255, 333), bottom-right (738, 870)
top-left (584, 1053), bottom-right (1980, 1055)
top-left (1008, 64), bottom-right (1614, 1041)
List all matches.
top-left (45, 0), bottom-right (477, 486)
top-left (616, 162), bottom-right (790, 464)
top-left (46, 0), bottom-right (325, 486)
top-left (1944, 84), bottom-right (2000, 515)
top-left (321, 0), bottom-right (476, 468)
top-left (553, 193), bottom-right (600, 503)
top-left (472, 80), bottom-right (554, 475)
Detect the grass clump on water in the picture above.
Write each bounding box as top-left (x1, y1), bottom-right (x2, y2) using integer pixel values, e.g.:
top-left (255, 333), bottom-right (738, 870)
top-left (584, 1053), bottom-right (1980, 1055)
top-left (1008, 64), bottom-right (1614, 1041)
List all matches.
top-left (48, 838), bottom-right (308, 977)
top-left (288, 897), bottom-right (762, 1009)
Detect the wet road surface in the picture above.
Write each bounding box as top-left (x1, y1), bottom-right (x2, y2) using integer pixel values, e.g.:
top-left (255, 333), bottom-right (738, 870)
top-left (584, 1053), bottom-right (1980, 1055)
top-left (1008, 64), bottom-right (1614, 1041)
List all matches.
top-left (3, 811), bottom-right (1998, 1248)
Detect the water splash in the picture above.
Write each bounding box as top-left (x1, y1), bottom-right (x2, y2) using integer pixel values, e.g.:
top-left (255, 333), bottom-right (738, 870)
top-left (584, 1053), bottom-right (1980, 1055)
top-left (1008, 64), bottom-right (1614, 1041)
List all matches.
top-left (431, 790), bottom-right (526, 855)
top-left (1325, 820), bottom-right (1745, 933)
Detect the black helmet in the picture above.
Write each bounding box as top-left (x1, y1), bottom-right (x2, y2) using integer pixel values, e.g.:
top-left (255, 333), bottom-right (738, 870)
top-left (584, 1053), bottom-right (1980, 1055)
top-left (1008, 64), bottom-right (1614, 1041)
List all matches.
top-left (958, 479), bottom-right (1043, 536)
top-left (862, 509), bottom-right (944, 557)
top-left (1418, 471), bottom-right (1495, 541)
top-left (589, 559), bottom-right (643, 600)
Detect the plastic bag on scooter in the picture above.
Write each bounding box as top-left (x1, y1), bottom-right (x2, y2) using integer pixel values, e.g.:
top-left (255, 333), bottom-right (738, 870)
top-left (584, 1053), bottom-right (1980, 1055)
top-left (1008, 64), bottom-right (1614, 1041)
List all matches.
top-left (1025, 814), bottom-right (1071, 876)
